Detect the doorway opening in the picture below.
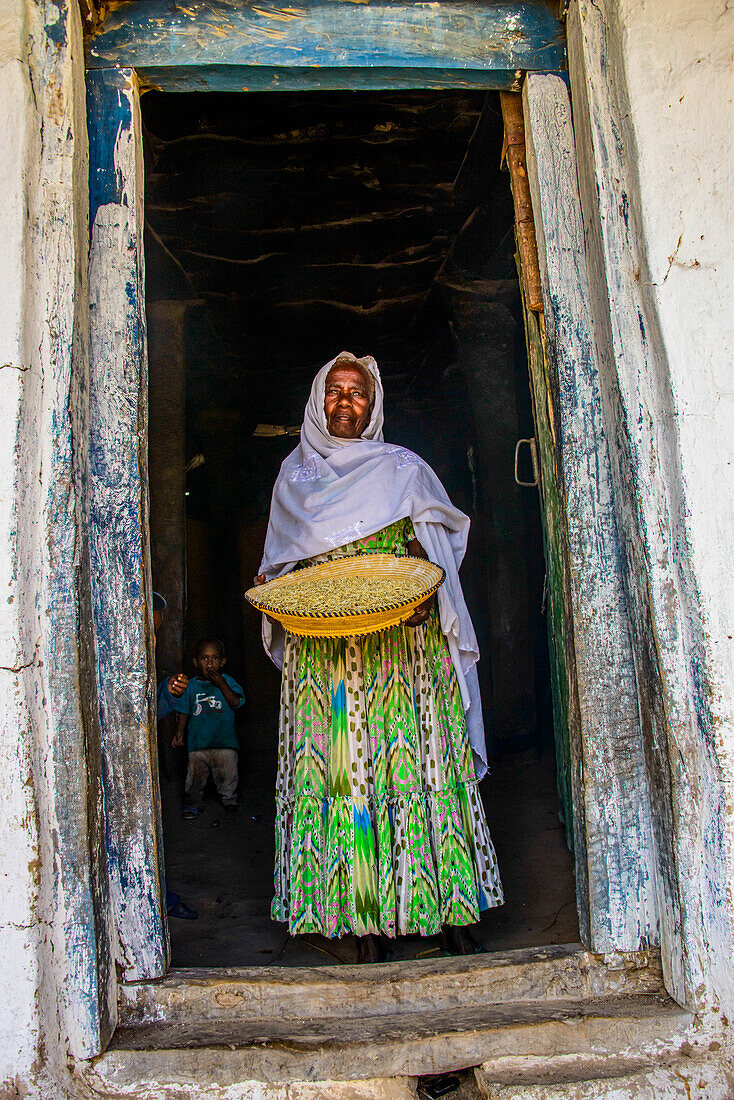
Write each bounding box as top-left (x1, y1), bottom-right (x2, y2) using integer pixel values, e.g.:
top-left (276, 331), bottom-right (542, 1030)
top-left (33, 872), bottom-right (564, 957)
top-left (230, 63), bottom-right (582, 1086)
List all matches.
top-left (143, 89), bottom-right (579, 967)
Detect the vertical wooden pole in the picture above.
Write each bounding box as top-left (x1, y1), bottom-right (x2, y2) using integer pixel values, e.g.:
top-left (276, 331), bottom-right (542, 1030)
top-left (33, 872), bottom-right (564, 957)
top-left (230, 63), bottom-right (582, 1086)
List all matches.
top-left (148, 301), bottom-right (188, 680)
top-left (500, 91), bottom-right (544, 312)
top-left (523, 73), bottom-right (658, 952)
top-left (87, 67), bottom-right (168, 980)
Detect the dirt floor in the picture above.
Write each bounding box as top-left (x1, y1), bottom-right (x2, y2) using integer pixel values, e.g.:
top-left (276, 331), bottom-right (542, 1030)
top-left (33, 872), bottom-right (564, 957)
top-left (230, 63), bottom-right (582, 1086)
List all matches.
top-left (161, 694), bottom-right (579, 967)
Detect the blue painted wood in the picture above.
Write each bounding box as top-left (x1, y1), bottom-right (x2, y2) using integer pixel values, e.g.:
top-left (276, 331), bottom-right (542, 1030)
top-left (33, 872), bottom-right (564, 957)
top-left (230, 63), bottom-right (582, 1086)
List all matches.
top-left (86, 0), bottom-right (566, 90)
top-left (87, 66), bottom-right (169, 982)
top-left (129, 64), bottom-right (523, 93)
top-left (87, 69), bottom-right (129, 221)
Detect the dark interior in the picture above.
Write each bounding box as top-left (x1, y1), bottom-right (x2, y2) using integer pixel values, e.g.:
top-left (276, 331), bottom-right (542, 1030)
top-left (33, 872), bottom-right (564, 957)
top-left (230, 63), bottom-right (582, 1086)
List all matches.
top-left (143, 89), bottom-right (578, 966)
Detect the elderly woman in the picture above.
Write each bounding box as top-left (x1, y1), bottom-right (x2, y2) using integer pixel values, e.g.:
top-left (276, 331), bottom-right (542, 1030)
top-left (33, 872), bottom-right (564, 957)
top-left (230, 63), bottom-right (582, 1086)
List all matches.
top-left (255, 352), bottom-right (503, 962)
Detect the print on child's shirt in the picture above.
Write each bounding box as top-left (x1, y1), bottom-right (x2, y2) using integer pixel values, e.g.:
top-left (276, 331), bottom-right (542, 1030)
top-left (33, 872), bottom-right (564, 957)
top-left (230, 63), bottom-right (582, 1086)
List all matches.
top-left (174, 673), bottom-right (244, 752)
top-left (193, 692), bottom-right (224, 716)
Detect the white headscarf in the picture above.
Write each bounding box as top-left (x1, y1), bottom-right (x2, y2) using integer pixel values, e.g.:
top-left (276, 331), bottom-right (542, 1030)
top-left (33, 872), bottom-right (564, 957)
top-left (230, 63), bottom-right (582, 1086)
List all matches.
top-left (259, 351), bottom-right (488, 775)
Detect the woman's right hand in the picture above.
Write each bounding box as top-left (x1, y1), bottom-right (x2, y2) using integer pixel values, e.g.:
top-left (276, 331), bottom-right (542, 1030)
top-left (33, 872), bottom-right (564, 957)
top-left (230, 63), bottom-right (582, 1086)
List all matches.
top-left (253, 574), bottom-right (277, 626)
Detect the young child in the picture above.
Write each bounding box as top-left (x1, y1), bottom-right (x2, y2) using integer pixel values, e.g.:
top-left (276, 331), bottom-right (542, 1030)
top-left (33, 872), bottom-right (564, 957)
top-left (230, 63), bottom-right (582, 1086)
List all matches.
top-left (172, 638), bottom-right (244, 819)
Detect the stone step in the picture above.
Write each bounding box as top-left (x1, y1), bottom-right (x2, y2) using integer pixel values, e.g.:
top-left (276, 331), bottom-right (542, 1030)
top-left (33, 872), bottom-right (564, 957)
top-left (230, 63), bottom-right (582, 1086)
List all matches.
top-left (475, 1053), bottom-right (732, 1099)
top-left (90, 994), bottom-right (690, 1091)
top-left (118, 943), bottom-right (664, 1025)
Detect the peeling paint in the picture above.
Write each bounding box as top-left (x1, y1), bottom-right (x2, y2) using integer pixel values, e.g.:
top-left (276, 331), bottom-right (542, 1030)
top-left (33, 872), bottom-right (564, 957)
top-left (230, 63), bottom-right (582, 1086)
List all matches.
top-left (525, 73), bottom-right (658, 954)
top-left (87, 67), bottom-right (168, 986)
top-left (568, 0), bottom-right (734, 1015)
top-left (84, 0), bottom-right (566, 92)
top-left (0, 0), bottom-right (115, 1086)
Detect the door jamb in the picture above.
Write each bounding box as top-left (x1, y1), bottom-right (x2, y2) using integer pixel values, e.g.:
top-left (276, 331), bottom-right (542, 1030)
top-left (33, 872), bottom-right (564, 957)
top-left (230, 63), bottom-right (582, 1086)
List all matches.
top-left (83, 15), bottom-right (663, 1052)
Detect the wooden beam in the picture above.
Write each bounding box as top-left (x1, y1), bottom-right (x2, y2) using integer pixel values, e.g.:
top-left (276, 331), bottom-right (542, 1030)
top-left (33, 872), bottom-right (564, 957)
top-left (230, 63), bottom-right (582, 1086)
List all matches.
top-left (500, 90), bottom-right (543, 311)
top-left (87, 67), bottom-right (169, 981)
top-left (148, 303), bottom-right (188, 684)
top-left (86, 0), bottom-right (566, 91)
top-left (523, 73), bottom-right (658, 952)
top-left (126, 66), bottom-right (527, 94)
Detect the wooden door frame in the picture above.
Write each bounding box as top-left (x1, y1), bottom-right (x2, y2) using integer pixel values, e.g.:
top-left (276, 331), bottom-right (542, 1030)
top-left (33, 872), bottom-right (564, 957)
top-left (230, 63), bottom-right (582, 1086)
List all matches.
top-left (83, 0), bottom-right (668, 1052)
top-left (87, 67), bottom-right (168, 985)
top-left (84, 0), bottom-right (571, 993)
top-left (521, 74), bottom-right (658, 953)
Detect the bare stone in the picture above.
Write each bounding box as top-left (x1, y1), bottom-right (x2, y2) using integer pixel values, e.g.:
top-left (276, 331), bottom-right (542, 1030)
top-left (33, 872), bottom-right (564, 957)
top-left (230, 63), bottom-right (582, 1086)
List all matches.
top-left (475, 1055), bottom-right (734, 1099)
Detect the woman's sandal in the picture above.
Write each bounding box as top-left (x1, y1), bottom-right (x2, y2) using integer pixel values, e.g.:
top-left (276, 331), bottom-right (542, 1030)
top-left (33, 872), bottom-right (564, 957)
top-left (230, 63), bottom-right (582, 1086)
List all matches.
top-left (355, 934), bottom-right (391, 964)
top-left (443, 925), bottom-right (486, 956)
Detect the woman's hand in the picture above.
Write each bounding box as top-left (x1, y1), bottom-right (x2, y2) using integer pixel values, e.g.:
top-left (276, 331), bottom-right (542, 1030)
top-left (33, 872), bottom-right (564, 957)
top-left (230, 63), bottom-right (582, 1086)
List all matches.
top-left (407, 538), bottom-right (428, 560)
top-left (253, 573), bottom-right (277, 626)
top-left (405, 537), bottom-right (433, 626)
top-left (405, 593), bottom-right (434, 628)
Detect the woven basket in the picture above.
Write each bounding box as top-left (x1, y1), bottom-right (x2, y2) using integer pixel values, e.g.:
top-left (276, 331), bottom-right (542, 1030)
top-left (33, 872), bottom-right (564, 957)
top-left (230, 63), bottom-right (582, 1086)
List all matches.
top-left (245, 554), bottom-right (445, 638)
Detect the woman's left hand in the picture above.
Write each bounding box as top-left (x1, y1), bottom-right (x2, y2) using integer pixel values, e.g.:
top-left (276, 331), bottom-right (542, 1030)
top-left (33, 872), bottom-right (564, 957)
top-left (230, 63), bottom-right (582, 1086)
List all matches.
top-left (404, 538), bottom-right (434, 626)
top-left (405, 594), bottom-right (434, 628)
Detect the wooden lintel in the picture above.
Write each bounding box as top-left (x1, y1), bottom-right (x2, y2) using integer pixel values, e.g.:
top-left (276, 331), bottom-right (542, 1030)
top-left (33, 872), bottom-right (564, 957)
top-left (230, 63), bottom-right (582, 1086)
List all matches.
top-left (500, 90), bottom-right (543, 312)
top-left (85, 0), bottom-right (566, 88)
top-left (128, 65), bottom-right (525, 95)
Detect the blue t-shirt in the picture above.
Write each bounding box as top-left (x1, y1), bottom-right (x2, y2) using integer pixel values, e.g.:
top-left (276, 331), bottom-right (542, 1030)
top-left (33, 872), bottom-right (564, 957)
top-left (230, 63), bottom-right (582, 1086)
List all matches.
top-left (174, 674), bottom-right (244, 752)
top-left (156, 678), bottom-right (177, 720)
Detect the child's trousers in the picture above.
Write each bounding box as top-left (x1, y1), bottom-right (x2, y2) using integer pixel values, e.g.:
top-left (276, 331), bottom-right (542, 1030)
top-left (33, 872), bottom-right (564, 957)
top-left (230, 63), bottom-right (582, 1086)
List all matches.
top-left (184, 748), bottom-right (238, 809)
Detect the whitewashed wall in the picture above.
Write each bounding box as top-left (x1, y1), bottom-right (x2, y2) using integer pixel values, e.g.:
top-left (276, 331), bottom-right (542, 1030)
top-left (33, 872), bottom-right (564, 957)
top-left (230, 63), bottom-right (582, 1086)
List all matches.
top-left (0, 0), bottom-right (115, 1095)
top-left (617, 2), bottom-right (734, 741)
top-left (568, 0), bottom-right (734, 1013)
top-left (0, 2), bottom-right (43, 1081)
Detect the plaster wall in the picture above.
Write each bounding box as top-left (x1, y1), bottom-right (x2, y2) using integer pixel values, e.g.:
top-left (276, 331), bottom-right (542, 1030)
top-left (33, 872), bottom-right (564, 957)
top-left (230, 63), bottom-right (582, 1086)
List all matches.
top-left (618, 3), bottom-right (734, 747)
top-left (0, 0), bottom-right (115, 1092)
top-left (622, 0), bottom-right (734, 1011)
top-left (0, 5), bottom-right (43, 1079)
top-left (568, 0), bottom-right (734, 1013)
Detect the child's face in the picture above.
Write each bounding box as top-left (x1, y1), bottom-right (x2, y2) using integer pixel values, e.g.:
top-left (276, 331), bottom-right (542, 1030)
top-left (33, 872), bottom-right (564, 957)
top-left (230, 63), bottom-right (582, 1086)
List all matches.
top-left (194, 644), bottom-right (226, 679)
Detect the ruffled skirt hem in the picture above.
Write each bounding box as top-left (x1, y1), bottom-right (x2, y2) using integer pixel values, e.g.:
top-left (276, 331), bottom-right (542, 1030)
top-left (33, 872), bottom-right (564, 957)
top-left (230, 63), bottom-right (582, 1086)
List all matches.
top-left (272, 783), bottom-right (504, 938)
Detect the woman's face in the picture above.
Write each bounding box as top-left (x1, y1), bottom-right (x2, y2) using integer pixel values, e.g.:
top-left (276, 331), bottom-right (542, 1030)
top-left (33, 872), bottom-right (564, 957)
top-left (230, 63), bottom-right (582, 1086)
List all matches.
top-left (324, 363), bottom-right (373, 439)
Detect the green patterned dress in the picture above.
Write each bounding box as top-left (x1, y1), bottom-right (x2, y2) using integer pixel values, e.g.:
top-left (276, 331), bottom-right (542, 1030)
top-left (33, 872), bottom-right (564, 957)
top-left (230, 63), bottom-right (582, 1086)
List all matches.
top-left (272, 518), bottom-right (503, 938)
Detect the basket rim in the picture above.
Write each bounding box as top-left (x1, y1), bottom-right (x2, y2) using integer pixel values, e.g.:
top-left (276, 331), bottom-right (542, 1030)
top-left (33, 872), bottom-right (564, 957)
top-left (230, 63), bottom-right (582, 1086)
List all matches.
top-left (245, 552), bottom-right (445, 621)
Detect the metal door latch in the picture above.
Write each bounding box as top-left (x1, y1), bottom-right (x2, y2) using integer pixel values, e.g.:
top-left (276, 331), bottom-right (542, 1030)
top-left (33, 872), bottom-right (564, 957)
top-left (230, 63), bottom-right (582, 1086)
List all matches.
top-left (515, 437), bottom-right (539, 487)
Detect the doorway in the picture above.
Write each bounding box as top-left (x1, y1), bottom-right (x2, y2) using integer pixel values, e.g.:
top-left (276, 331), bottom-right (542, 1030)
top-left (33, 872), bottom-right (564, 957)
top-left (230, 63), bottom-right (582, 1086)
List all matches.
top-left (143, 89), bottom-right (578, 966)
